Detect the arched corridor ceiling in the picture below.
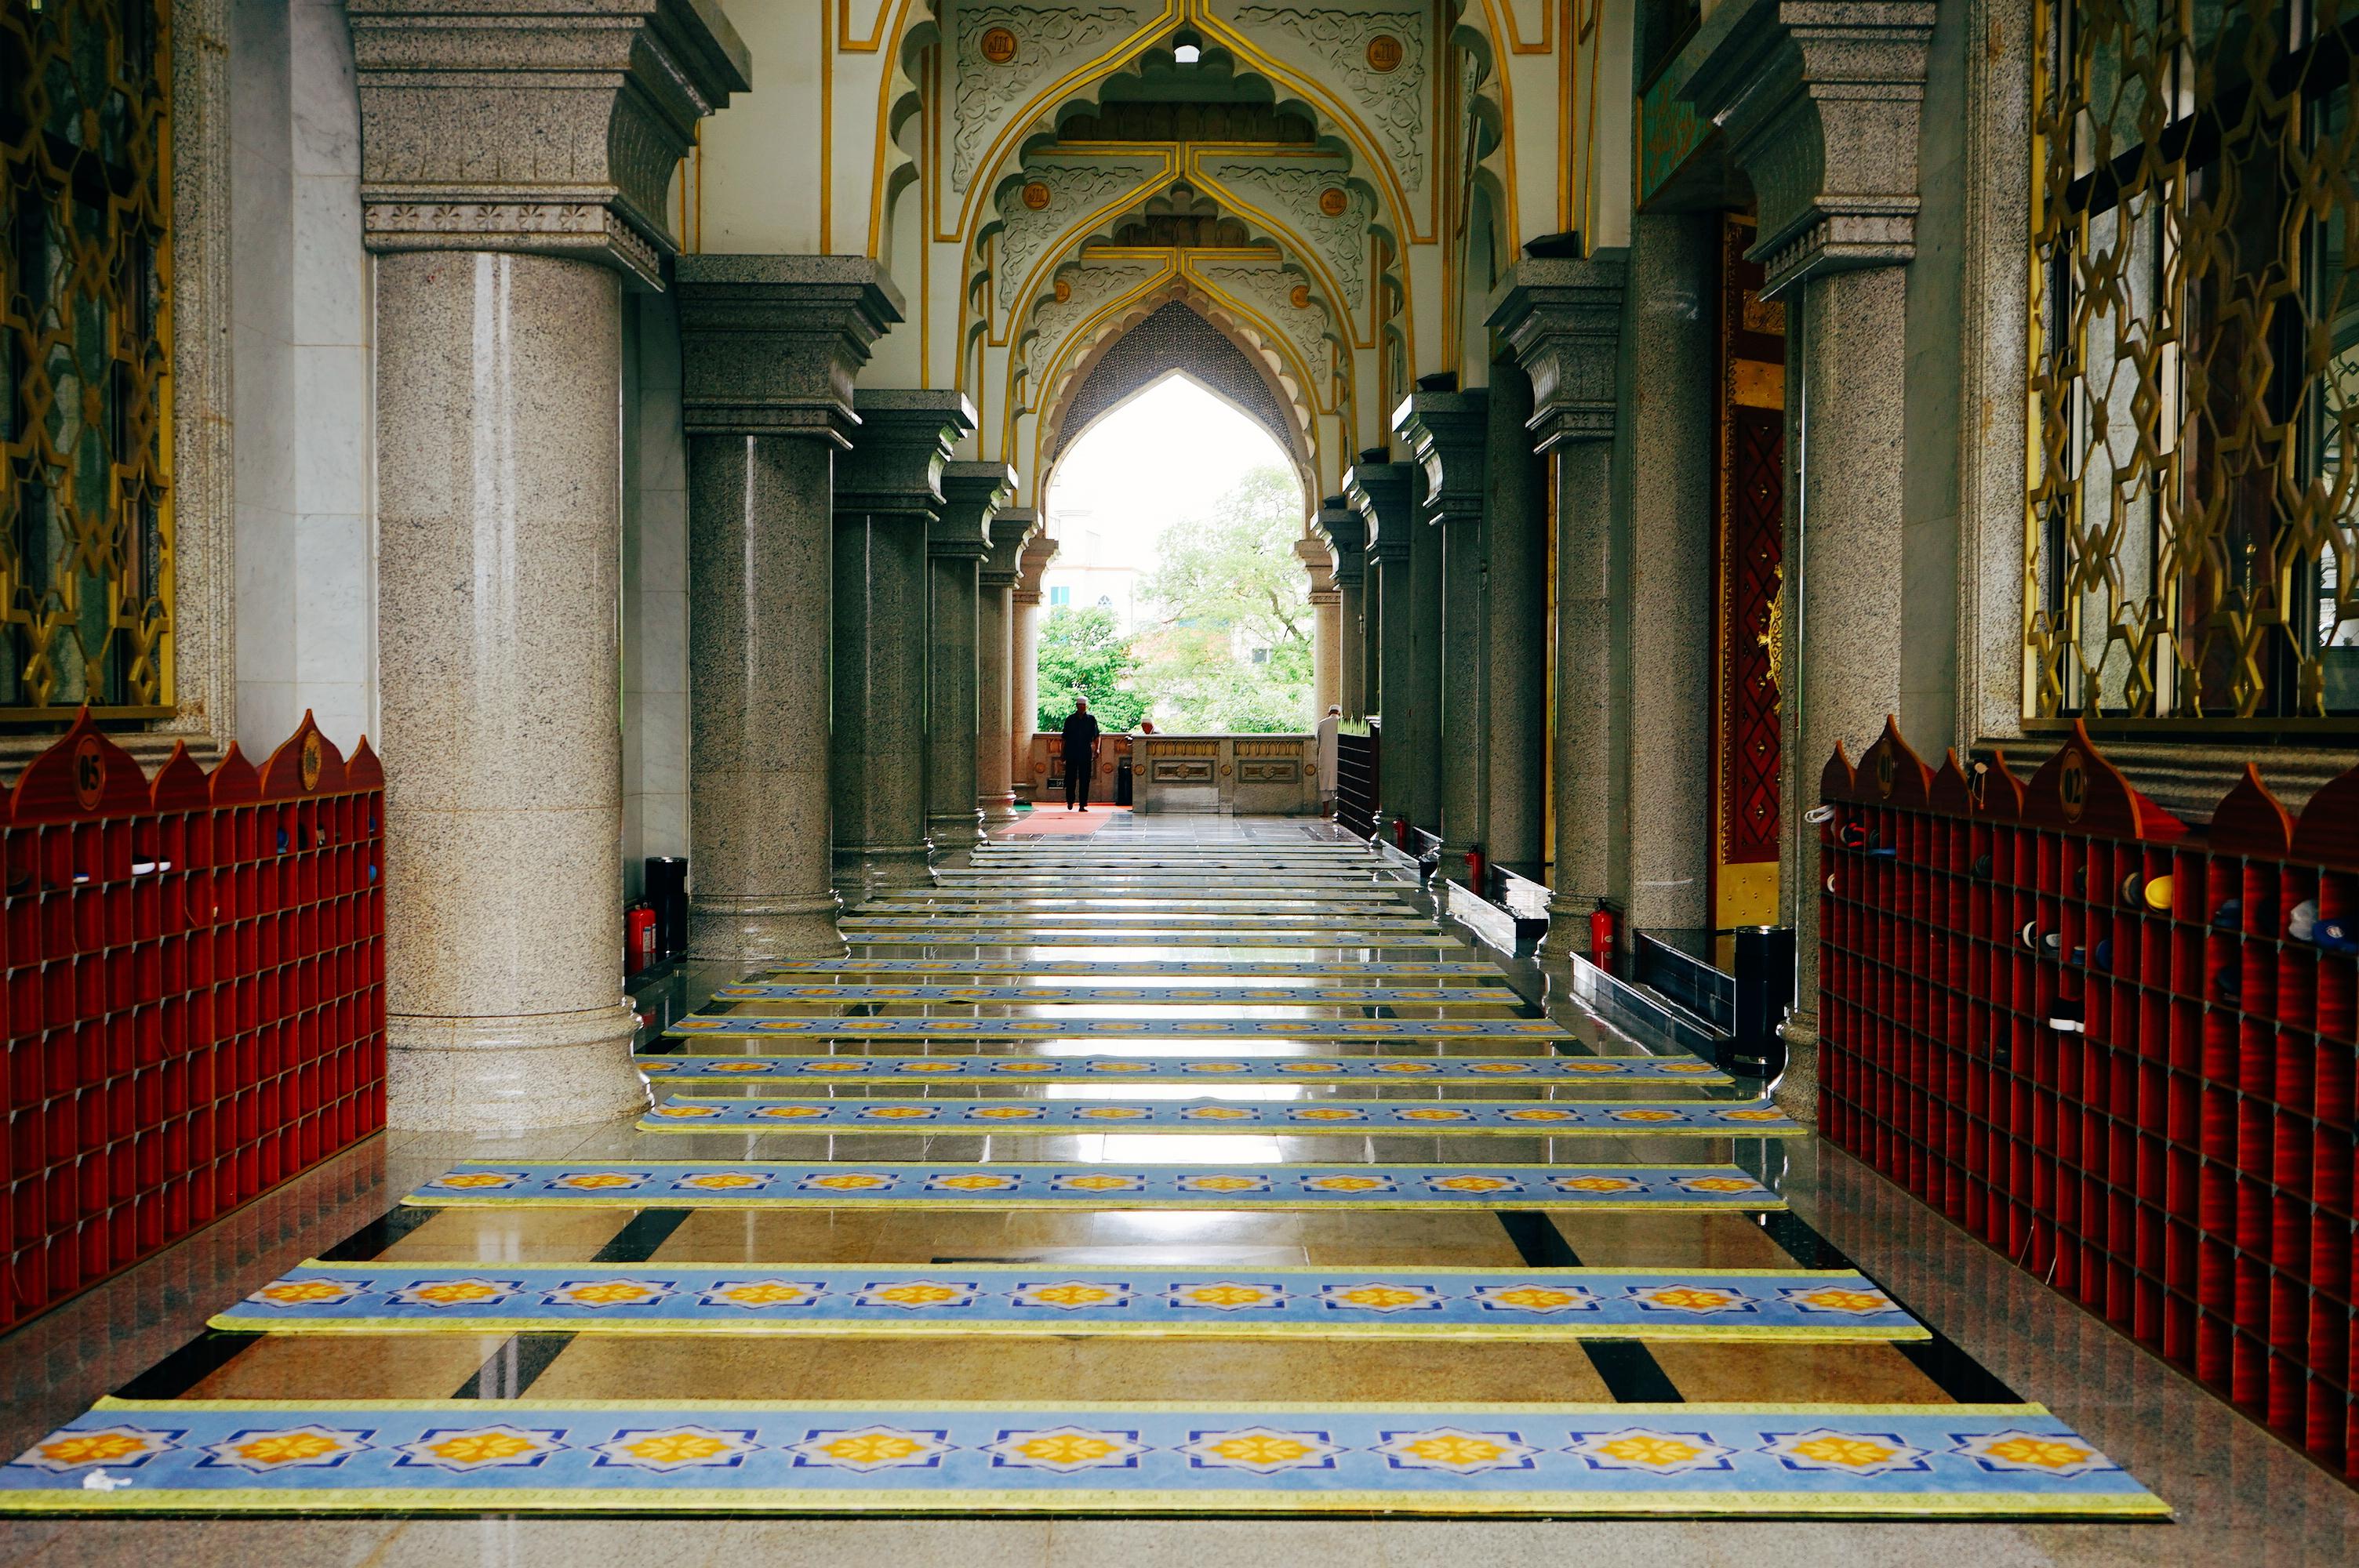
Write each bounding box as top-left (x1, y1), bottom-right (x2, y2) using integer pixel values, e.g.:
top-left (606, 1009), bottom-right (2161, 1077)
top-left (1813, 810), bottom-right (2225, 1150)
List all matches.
top-left (695, 2), bottom-right (1635, 506)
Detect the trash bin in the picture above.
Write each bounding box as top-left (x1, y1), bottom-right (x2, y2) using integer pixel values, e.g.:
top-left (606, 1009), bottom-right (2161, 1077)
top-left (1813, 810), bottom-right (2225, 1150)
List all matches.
top-left (1116, 757), bottom-right (1134, 806)
top-left (644, 856), bottom-right (688, 961)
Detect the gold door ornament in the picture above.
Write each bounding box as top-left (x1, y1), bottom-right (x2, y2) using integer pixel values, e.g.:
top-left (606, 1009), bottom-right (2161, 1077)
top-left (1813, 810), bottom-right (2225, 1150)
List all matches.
top-left (2028, 0), bottom-right (2359, 723)
top-left (1, 0), bottom-right (175, 720)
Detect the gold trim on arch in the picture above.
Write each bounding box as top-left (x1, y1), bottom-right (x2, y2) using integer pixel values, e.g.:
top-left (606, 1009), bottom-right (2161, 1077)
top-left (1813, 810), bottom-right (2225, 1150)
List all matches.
top-left (1185, 145), bottom-right (1382, 351)
top-left (981, 150), bottom-right (1179, 349)
top-left (1181, 249), bottom-right (1343, 417)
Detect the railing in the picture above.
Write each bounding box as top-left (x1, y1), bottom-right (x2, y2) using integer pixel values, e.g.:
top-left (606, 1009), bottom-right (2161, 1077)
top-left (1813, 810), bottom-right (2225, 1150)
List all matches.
top-left (1337, 724), bottom-right (1377, 837)
top-left (1818, 717), bottom-right (2359, 1481)
top-left (2, 713), bottom-right (386, 1331)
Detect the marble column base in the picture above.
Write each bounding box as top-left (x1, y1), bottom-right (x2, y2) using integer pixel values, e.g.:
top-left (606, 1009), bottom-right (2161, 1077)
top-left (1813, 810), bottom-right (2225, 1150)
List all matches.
top-left (1535, 892), bottom-right (1589, 969)
top-left (1772, 1019), bottom-right (1820, 1127)
top-left (980, 794), bottom-right (1020, 825)
top-left (927, 809), bottom-right (985, 862)
top-left (688, 892), bottom-right (847, 970)
top-left (387, 1003), bottom-right (644, 1131)
top-left (835, 843), bottom-right (936, 894)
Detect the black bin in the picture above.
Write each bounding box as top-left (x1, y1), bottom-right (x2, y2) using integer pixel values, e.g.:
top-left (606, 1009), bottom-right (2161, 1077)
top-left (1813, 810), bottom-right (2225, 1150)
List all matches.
top-left (645, 856), bottom-right (689, 961)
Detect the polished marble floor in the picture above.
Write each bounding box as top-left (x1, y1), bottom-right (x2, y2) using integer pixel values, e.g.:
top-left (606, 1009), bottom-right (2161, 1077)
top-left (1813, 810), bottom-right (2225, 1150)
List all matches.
top-left (0, 816), bottom-right (2354, 1561)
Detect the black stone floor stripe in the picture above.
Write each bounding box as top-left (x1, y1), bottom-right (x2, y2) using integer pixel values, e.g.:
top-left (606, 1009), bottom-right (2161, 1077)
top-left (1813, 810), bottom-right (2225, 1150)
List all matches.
top-left (1497, 1212), bottom-right (1681, 1400)
top-left (1757, 1208), bottom-right (2023, 1404)
top-left (451, 1336), bottom-right (575, 1401)
top-left (111, 1330), bottom-right (256, 1399)
top-left (1583, 1340), bottom-right (1685, 1403)
top-left (450, 1210), bottom-right (691, 1400)
top-left (592, 1208), bottom-right (692, 1263)
top-left (314, 1202), bottom-right (438, 1262)
top-left (1497, 1210), bottom-right (1583, 1268)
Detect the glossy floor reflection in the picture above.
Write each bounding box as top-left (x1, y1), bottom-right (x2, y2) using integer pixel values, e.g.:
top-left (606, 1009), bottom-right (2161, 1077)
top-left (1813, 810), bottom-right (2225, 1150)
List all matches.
top-left (0, 817), bottom-right (2353, 1560)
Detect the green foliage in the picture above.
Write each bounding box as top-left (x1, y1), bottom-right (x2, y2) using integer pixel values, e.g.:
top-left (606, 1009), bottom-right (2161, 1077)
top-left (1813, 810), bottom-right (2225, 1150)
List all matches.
top-left (1133, 463), bottom-right (1314, 731)
top-left (1034, 604), bottom-right (1148, 731)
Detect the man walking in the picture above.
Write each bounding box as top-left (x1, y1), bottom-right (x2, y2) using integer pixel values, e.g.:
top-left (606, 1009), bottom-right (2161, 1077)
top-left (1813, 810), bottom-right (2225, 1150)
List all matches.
top-left (1060, 695), bottom-right (1102, 811)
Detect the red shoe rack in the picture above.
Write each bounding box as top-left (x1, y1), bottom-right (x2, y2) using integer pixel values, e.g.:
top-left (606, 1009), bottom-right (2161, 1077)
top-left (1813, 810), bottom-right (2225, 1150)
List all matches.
top-left (1818, 717), bottom-right (2359, 1480)
top-left (1, 713), bottom-right (385, 1333)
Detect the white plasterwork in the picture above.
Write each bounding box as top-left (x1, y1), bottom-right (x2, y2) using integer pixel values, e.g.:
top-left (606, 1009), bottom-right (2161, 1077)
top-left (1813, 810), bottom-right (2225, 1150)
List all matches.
top-left (1189, 255), bottom-right (1334, 390)
top-left (1230, 2), bottom-right (1427, 191)
top-left (992, 159), bottom-right (1164, 310)
top-left (953, 2), bottom-right (1156, 191)
top-left (1195, 156), bottom-right (1368, 310)
top-left (1020, 256), bottom-right (1172, 387)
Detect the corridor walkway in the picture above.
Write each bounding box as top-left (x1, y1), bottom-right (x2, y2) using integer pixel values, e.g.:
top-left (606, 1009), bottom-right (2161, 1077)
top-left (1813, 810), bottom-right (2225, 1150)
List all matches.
top-left (0, 819), bottom-right (2353, 1563)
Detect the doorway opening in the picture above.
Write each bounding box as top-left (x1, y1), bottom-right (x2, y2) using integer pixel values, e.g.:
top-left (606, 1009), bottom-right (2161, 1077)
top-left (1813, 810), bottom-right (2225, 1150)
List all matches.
top-left (1040, 372), bottom-right (1313, 736)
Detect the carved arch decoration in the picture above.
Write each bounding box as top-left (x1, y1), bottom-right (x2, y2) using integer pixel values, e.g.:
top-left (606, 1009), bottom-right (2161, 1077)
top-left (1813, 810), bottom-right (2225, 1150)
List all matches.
top-left (1038, 297), bottom-right (1318, 505)
top-left (896, 3), bottom-right (1440, 252)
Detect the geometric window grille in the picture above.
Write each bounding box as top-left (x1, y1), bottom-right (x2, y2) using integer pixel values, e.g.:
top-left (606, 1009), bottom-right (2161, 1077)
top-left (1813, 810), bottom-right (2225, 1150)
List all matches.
top-left (2028, 0), bottom-right (2359, 721)
top-left (1, 0), bottom-right (173, 720)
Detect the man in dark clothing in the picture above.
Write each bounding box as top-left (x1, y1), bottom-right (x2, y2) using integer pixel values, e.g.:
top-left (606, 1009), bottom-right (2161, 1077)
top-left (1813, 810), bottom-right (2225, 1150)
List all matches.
top-left (1060, 697), bottom-right (1101, 811)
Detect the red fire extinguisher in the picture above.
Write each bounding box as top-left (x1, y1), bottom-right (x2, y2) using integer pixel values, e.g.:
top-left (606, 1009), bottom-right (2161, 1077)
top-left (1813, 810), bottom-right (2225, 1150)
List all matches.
top-left (1464, 845), bottom-right (1486, 896)
top-left (1393, 817), bottom-right (1411, 849)
top-left (626, 902), bottom-right (657, 974)
top-left (1588, 898), bottom-right (1619, 975)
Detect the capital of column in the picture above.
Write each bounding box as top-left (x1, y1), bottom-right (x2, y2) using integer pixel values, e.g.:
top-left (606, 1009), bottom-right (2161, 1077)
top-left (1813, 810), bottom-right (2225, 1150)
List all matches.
top-left (1016, 524), bottom-right (1060, 602)
top-left (983, 509), bottom-right (1036, 589)
top-left (1293, 537), bottom-right (1336, 595)
top-left (1344, 460), bottom-right (1419, 565)
top-left (1393, 392), bottom-right (1490, 525)
top-left (1487, 255), bottom-right (1627, 452)
top-left (351, 0), bottom-right (749, 289)
top-left (838, 390), bottom-right (979, 520)
top-left (934, 462), bottom-right (1017, 559)
top-left (675, 256), bottom-right (906, 444)
top-left (1679, 0), bottom-right (1936, 296)
top-left (1314, 495), bottom-right (1367, 590)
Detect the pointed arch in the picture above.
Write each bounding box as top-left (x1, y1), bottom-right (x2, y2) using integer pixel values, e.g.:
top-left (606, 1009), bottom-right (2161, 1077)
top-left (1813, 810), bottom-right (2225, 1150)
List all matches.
top-left (1041, 299), bottom-right (1316, 507)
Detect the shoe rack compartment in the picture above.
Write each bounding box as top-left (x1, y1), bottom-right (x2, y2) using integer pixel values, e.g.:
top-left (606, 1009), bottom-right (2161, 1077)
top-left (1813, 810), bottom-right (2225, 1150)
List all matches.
top-left (0, 714), bottom-right (386, 1332)
top-left (1819, 718), bottom-right (2359, 1482)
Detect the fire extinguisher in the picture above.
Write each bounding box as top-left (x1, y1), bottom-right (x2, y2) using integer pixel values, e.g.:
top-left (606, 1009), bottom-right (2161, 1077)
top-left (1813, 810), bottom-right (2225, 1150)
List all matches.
top-left (1588, 898), bottom-right (1619, 975)
top-left (1393, 817), bottom-right (1411, 849)
top-left (625, 902), bottom-right (657, 975)
top-left (1464, 845), bottom-right (1486, 897)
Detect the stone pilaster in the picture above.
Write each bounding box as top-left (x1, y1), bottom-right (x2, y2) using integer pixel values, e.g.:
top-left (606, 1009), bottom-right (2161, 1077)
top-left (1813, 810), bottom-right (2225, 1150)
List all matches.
top-left (1011, 528), bottom-right (1058, 799)
top-left (1394, 391), bottom-right (1490, 862)
top-left (1488, 253), bottom-right (1627, 965)
top-left (1315, 497), bottom-right (1368, 720)
top-left (832, 390), bottom-right (977, 892)
top-left (1346, 460), bottom-right (1427, 836)
top-left (1684, 0), bottom-right (1935, 1065)
top-left (359, 0), bottom-right (745, 1131)
top-left (977, 511), bottom-right (1032, 823)
top-left (928, 462), bottom-right (1016, 859)
top-left (677, 256), bottom-right (903, 970)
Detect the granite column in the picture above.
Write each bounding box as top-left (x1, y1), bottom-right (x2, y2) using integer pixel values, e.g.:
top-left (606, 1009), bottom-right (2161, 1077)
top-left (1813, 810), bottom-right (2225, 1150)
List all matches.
top-left (1397, 392), bottom-right (1491, 862)
top-left (1347, 460), bottom-right (1427, 836)
top-left (1316, 498), bottom-right (1369, 720)
top-left (926, 462), bottom-right (1015, 858)
top-left (676, 257), bottom-right (901, 968)
top-left (1489, 255), bottom-right (1627, 965)
top-left (1010, 528), bottom-right (1057, 799)
top-left (1296, 537), bottom-right (1340, 715)
top-left (976, 513), bottom-right (1030, 822)
top-left (1686, 0), bottom-right (1934, 1060)
top-left (357, 0), bottom-right (745, 1129)
top-left (832, 391), bottom-right (977, 892)
top-left (1481, 365), bottom-right (1548, 871)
